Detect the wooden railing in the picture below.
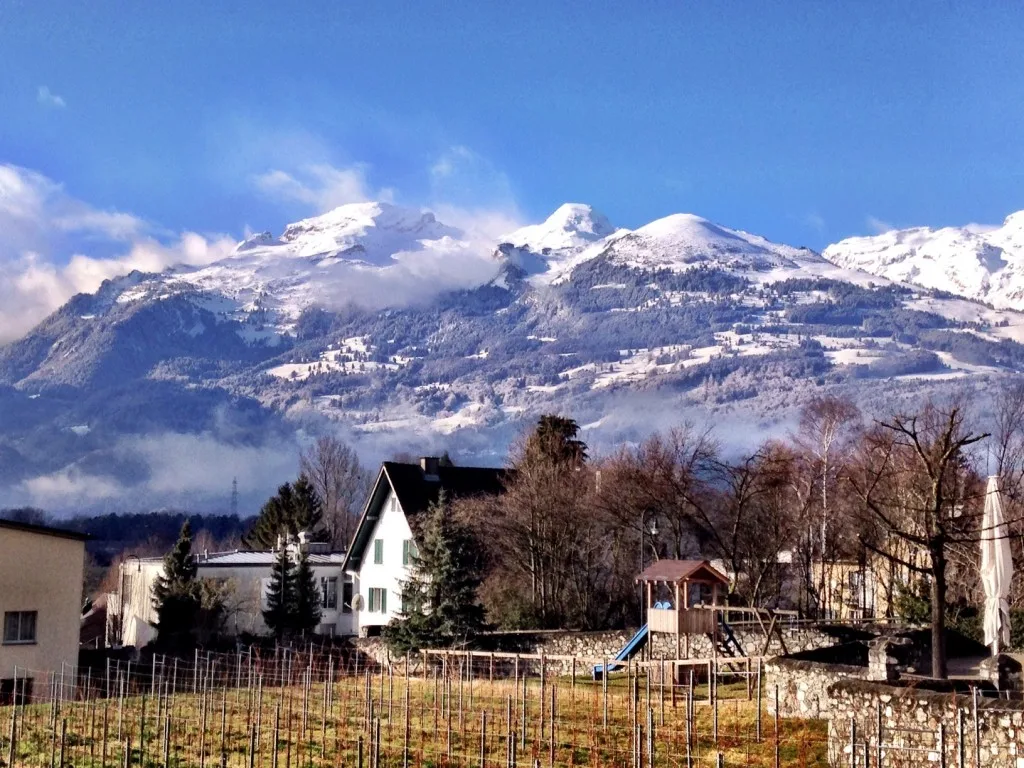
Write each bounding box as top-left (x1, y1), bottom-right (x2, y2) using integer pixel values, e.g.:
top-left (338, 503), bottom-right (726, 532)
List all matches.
top-left (647, 607), bottom-right (716, 635)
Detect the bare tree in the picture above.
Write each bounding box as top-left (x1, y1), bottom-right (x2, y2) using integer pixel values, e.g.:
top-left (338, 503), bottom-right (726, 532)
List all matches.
top-left (790, 395), bottom-right (862, 616)
top-left (595, 425), bottom-right (720, 562)
top-left (466, 416), bottom-right (629, 629)
top-left (300, 435), bottom-right (372, 550)
top-left (847, 399), bottom-right (987, 678)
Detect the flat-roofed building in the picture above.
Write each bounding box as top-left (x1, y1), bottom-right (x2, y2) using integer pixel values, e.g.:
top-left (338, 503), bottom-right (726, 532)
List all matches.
top-left (0, 519), bottom-right (88, 703)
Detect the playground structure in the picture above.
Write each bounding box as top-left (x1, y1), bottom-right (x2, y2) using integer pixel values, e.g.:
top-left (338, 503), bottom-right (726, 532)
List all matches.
top-left (639, 559), bottom-right (732, 661)
top-left (594, 560), bottom-right (731, 680)
top-left (595, 560), bottom-right (808, 681)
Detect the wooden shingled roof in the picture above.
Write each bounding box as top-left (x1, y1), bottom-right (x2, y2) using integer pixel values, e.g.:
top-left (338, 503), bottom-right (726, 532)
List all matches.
top-left (636, 559), bottom-right (728, 585)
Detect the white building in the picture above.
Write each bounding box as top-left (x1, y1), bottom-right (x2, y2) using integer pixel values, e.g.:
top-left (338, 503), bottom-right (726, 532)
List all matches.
top-left (110, 456), bottom-right (507, 644)
top-left (110, 536), bottom-right (352, 646)
top-left (0, 519), bottom-right (88, 703)
top-left (343, 457), bottom-right (506, 636)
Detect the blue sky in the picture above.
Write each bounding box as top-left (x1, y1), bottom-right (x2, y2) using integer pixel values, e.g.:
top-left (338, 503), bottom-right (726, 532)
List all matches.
top-left (2, 1), bottom-right (1023, 255)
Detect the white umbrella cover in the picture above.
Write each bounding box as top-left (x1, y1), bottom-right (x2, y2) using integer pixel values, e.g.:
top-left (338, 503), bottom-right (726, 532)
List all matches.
top-left (980, 475), bottom-right (1013, 654)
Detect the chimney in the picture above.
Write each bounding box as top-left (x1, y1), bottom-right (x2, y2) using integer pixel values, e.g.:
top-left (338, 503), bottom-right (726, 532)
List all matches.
top-left (420, 456), bottom-right (440, 480)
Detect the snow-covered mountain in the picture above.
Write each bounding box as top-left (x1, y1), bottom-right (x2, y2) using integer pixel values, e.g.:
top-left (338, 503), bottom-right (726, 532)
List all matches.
top-left (4, 201), bottom-right (1024, 512)
top-left (824, 211), bottom-right (1024, 309)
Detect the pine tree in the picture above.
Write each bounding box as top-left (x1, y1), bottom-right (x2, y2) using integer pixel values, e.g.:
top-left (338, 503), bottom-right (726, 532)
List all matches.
top-left (151, 522), bottom-right (202, 650)
top-left (244, 475), bottom-right (326, 549)
top-left (262, 546), bottom-right (294, 637)
top-left (292, 551), bottom-right (323, 634)
top-left (384, 492), bottom-right (486, 653)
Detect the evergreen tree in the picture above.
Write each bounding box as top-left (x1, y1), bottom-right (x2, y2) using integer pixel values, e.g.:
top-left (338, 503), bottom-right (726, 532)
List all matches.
top-left (151, 522), bottom-right (202, 649)
top-left (262, 546), bottom-right (294, 637)
top-left (528, 415), bottom-right (588, 466)
top-left (244, 475), bottom-right (326, 549)
top-left (292, 551), bottom-right (323, 634)
top-left (384, 492), bottom-right (486, 653)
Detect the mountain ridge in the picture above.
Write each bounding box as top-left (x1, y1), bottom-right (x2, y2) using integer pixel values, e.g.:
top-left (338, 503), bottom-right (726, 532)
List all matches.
top-left (4, 201), bottom-right (1024, 512)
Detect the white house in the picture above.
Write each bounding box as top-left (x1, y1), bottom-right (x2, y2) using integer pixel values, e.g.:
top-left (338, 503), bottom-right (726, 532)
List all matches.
top-left (0, 519), bottom-right (88, 703)
top-left (342, 457), bottom-right (507, 636)
top-left (109, 535), bottom-right (353, 645)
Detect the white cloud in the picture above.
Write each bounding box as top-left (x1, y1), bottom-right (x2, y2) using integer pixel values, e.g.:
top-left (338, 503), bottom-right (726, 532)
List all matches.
top-left (866, 215), bottom-right (895, 234)
top-left (430, 145), bottom-right (515, 206)
top-left (0, 164), bottom-right (234, 343)
top-left (253, 163), bottom-right (395, 213)
top-left (427, 146), bottom-right (522, 240)
top-left (16, 431), bottom-right (302, 511)
top-left (964, 222), bottom-right (999, 235)
top-left (22, 466), bottom-right (123, 505)
top-left (36, 85), bottom-right (66, 109)
top-left (803, 212), bottom-right (826, 234)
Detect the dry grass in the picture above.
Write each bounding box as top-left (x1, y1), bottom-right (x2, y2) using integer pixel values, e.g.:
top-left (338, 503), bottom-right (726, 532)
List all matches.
top-left (0, 662), bottom-right (828, 767)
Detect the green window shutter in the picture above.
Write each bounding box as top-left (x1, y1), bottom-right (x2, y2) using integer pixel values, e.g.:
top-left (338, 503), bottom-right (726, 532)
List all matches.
top-left (381, 589), bottom-right (387, 614)
top-left (402, 540), bottom-right (410, 565)
top-left (374, 539), bottom-right (383, 564)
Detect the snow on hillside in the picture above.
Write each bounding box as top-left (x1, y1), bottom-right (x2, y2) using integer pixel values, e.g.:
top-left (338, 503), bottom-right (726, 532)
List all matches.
top-left (110, 202), bottom-right (495, 338)
top-left (504, 203), bottom-right (615, 253)
top-left (823, 211), bottom-right (1024, 310)
top-left (10, 199), bottom-right (1024, 512)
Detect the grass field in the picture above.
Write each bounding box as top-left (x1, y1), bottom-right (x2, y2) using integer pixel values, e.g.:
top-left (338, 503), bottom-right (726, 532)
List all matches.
top-left (0, 654), bottom-right (829, 767)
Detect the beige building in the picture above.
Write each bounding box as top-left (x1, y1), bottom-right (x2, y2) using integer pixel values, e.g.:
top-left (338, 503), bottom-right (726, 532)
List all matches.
top-left (0, 519), bottom-right (87, 703)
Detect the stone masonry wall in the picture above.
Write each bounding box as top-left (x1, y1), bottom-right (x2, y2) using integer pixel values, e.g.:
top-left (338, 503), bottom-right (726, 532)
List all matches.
top-left (827, 679), bottom-right (1024, 768)
top-left (765, 657), bottom-right (870, 719)
top-left (484, 625), bottom-right (841, 662)
top-left (353, 625), bottom-right (842, 675)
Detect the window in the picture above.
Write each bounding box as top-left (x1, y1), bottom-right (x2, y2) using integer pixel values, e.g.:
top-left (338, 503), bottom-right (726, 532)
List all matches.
top-left (321, 577), bottom-right (338, 610)
top-left (368, 588), bottom-right (388, 613)
top-left (402, 539), bottom-right (418, 566)
top-left (3, 611), bottom-right (37, 645)
top-left (342, 582), bottom-right (354, 614)
top-left (848, 570), bottom-right (876, 617)
top-left (373, 539), bottom-right (384, 564)
top-left (0, 677), bottom-right (31, 706)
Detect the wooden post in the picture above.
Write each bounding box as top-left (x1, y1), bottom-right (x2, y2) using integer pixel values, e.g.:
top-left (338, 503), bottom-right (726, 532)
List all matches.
top-left (756, 658), bottom-right (763, 741)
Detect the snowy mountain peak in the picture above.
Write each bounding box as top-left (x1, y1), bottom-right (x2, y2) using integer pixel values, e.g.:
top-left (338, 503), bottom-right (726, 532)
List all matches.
top-left (822, 211), bottom-right (1024, 309)
top-left (277, 201), bottom-right (460, 258)
top-left (503, 203), bottom-right (615, 253)
top-left (236, 231), bottom-right (278, 251)
top-left (999, 210), bottom-right (1024, 234)
top-left (632, 213), bottom-right (758, 247)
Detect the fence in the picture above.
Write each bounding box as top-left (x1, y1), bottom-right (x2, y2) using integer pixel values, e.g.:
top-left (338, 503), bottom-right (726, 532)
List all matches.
top-left (1, 646), bottom-right (831, 767)
top-left (827, 681), bottom-right (1024, 768)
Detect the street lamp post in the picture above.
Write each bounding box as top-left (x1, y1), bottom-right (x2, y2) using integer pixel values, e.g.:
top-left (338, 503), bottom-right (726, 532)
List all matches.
top-left (638, 511), bottom-right (658, 626)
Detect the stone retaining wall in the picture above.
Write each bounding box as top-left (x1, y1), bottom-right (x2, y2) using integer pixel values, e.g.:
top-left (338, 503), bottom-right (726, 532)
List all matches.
top-left (353, 625), bottom-right (843, 674)
top-left (483, 624), bottom-right (842, 662)
top-left (826, 679), bottom-right (1024, 768)
top-left (765, 657), bottom-right (870, 719)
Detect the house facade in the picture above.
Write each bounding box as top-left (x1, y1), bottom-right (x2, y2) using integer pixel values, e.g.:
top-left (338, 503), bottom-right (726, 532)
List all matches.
top-left (0, 520), bottom-right (88, 703)
top-left (109, 536), bottom-right (353, 646)
top-left (342, 457), bottom-right (507, 636)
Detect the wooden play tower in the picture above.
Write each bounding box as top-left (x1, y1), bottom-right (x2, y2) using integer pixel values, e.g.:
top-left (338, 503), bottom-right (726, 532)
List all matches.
top-left (637, 559), bottom-right (731, 658)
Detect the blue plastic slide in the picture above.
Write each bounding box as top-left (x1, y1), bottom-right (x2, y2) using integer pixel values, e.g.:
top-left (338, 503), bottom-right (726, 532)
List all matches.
top-left (592, 624), bottom-right (649, 680)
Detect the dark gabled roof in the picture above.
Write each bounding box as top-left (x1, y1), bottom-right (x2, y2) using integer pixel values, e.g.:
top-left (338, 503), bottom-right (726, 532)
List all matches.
top-left (342, 461), bottom-right (508, 571)
top-left (0, 518), bottom-right (91, 543)
top-left (636, 559), bottom-right (728, 585)
top-left (383, 462), bottom-right (508, 522)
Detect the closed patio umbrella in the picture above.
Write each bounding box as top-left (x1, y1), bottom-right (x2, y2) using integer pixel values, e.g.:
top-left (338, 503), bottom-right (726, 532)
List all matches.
top-left (980, 475), bottom-right (1013, 654)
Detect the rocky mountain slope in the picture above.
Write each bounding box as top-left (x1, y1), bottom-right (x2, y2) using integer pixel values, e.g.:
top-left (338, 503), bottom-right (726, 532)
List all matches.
top-left (824, 212), bottom-right (1024, 309)
top-left (3, 202), bottom-right (1024, 512)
